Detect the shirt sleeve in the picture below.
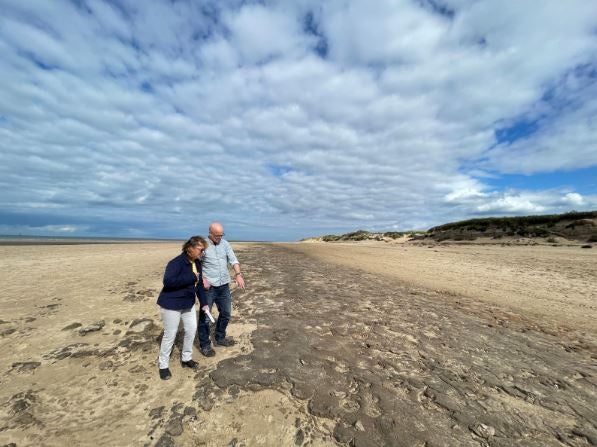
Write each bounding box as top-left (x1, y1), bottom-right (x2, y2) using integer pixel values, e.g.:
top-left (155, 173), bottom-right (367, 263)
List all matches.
top-left (225, 240), bottom-right (239, 266)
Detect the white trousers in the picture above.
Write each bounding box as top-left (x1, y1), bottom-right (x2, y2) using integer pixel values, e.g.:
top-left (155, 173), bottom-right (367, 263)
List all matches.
top-left (158, 305), bottom-right (197, 369)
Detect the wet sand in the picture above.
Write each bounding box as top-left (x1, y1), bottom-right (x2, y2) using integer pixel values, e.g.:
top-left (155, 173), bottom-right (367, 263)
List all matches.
top-left (0, 242), bottom-right (595, 446)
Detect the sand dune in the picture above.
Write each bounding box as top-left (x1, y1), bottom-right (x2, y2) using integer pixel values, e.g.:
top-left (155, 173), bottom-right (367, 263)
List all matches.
top-left (0, 242), bottom-right (595, 446)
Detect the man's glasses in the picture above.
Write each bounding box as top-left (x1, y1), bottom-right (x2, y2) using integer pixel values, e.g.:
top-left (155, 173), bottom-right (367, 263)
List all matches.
top-left (212, 233), bottom-right (225, 237)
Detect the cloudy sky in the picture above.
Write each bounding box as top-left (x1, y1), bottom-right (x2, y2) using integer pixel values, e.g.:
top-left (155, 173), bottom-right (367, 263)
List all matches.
top-left (1, 0), bottom-right (596, 241)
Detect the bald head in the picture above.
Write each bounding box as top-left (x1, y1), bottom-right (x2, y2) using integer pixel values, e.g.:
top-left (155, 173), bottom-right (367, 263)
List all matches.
top-left (208, 222), bottom-right (225, 244)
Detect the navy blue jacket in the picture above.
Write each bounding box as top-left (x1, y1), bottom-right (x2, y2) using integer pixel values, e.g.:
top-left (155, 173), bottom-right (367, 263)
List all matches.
top-left (157, 253), bottom-right (208, 310)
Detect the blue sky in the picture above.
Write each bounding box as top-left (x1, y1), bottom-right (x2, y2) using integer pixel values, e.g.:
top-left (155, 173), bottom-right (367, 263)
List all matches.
top-left (1, 0), bottom-right (596, 241)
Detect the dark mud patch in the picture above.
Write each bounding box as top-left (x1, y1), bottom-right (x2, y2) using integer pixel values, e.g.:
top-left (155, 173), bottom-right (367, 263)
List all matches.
top-left (61, 322), bottom-right (82, 331)
top-left (208, 245), bottom-right (597, 447)
top-left (2, 390), bottom-right (43, 430)
top-left (10, 361), bottom-right (41, 373)
top-left (0, 328), bottom-right (17, 337)
top-left (78, 320), bottom-right (105, 336)
top-left (43, 318), bottom-right (160, 363)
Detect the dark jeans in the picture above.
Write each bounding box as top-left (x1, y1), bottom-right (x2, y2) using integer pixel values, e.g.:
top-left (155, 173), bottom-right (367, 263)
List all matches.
top-left (198, 283), bottom-right (232, 349)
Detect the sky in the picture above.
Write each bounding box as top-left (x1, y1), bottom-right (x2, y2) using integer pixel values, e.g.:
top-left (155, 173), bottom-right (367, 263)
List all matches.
top-left (1, 0), bottom-right (596, 241)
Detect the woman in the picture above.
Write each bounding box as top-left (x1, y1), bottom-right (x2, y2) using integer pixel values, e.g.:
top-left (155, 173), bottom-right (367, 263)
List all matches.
top-left (157, 236), bottom-right (208, 380)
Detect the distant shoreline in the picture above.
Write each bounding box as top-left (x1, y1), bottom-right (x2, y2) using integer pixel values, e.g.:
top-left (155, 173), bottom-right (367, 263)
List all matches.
top-left (0, 235), bottom-right (270, 246)
top-left (0, 235), bottom-right (180, 246)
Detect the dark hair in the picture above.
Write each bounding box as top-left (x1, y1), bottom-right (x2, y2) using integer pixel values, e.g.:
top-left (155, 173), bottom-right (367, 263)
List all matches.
top-left (182, 235), bottom-right (207, 253)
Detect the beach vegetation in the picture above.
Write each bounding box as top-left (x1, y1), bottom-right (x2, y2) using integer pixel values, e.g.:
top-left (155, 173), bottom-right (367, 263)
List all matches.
top-left (321, 234), bottom-right (341, 242)
top-left (317, 229), bottom-right (425, 242)
top-left (430, 211), bottom-right (596, 232)
top-left (314, 211), bottom-right (596, 243)
top-left (425, 211), bottom-right (596, 242)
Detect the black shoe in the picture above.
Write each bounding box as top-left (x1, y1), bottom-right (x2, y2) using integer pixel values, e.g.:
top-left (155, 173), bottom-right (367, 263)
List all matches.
top-left (200, 347), bottom-right (216, 357)
top-left (181, 359), bottom-right (199, 370)
top-left (159, 368), bottom-right (172, 380)
top-left (215, 337), bottom-right (235, 347)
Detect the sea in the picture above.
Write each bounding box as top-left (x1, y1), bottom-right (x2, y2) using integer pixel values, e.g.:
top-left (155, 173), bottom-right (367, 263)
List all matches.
top-left (0, 235), bottom-right (180, 245)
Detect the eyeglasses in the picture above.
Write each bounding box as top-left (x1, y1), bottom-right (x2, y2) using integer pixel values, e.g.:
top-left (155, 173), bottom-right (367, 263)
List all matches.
top-left (212, 233), bottom-right (225, 237)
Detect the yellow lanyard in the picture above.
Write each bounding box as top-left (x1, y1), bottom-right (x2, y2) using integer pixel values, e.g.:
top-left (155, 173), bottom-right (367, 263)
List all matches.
top-left (191, 261), bottom-right (198, 285)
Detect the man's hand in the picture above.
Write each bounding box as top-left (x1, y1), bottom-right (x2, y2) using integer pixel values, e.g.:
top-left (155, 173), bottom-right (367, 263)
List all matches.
top-left (201, 304), bottom-right (210, 313)
top-left (202, 276), bottom-right (211, 290)
top-left (235, 273), bottom-right (246, 290)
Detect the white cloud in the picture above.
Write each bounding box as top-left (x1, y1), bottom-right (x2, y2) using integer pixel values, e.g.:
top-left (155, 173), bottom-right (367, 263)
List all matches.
top-left (0, 224), bottom-right (82, 236)
top-left (444, 188), bottom-right (595, 218)
top-left (224, 4), bottom-right (312, 64)
top-left (563, 192), bottom-right (585, 206)
top-left (322, 0), bottom-right (449, 66)
top-left (0, 0), bottom-right (596, 240)
top-left (476, 195), bottom-right (547, 214)
top-left (484, 67), bottom-right (597, 174)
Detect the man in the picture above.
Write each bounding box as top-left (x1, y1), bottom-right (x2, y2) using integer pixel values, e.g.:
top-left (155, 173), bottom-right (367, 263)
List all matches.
top-left (198, 222), bottom-right (246, 357)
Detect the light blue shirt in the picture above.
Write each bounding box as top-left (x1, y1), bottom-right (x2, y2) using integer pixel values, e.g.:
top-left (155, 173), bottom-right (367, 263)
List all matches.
top-left (201, 238), bottom-right (239, 287)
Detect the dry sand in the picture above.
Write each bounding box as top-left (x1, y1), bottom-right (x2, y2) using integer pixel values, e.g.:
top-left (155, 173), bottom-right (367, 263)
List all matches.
top-left (0, 241), bottom-right (595, 446)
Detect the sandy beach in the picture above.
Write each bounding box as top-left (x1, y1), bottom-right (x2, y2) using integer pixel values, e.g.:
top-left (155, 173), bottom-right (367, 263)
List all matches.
top-left (0, 241), bottom-right (595, 446)
top-left (289, 241), bottom-right (597, 337)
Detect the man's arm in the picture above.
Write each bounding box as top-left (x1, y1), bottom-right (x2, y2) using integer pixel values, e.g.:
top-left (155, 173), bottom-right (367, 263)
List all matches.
top-left (196, 264), bottom-right (208, 309)
top-left (232, 262), bottom-right (245, 290)
top-left (202, 276), bottom-right (211, 290)
top-left (225, 242), bottom-right (245, 290)
top-left (231, 263), bottom-right (245, 290)
top-left (225, 240), bottom-right (239, 266)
